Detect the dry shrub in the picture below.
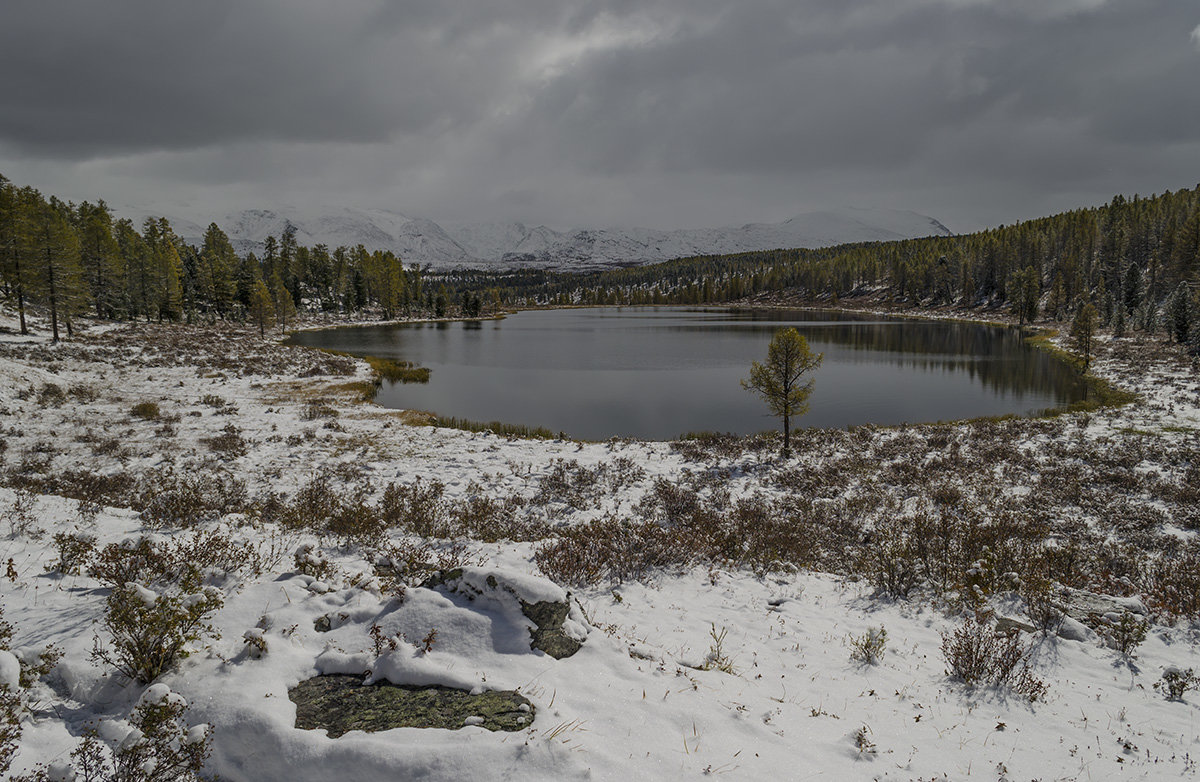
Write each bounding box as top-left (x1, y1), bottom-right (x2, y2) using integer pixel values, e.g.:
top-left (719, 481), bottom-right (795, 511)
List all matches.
top-left (534, 519), bottom-right (685, 586)
top-left (201, 423), bottom-right (248, 459)
top-left (375, 538), bottom-right (476, 592)
top-left (450, 491), bottom-right (544, 542)
top-left (378, 478), bottom-right (446, 536)
top-left (136, 468), bottom-right (248, 529)
top-left (91, 530), bottom-right (255, 591)
top-left (301, 400), bottom-right (340, 420)
top-left (130, 400), bottom-right (161, 420)
top-left (36, 383), bottom-right (67, 407)
top-left (51, 531), bottom-right (97, 575)
top-left (1146, 543), bottom-right (1200, 622)
top-left (940, 614), bottom-right (1046, 701)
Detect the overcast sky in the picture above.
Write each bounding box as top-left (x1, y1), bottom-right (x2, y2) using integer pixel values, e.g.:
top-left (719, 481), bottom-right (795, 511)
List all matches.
top-left (1, 0), bottom-right (1198, 233)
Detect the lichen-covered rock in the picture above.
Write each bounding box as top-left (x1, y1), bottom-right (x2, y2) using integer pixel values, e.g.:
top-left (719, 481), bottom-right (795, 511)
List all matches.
top-left (289, 674), bottom-right (533, 735)
top-left (420, 567), bottom-right (588, 659)
top-left (994, 616), bottom-right (1036, 636)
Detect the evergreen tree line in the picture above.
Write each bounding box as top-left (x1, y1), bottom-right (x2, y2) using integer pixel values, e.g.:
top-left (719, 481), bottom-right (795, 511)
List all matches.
top-left (0, 174), bottom-right (447, 341)
top-left (447, 186), bottom-right (1200, 352)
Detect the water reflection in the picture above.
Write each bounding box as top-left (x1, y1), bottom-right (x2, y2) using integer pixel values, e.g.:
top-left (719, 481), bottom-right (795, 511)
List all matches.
top-left (287, 307), bottom-right (1087, 439)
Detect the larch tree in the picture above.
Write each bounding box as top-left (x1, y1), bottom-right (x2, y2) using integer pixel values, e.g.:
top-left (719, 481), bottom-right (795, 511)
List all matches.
top-left (76, 201), bottom-right (124, 319)
top-left (742, 327), bottom-right (824, 458)
top-left (200, 223), bottom-right (238, 319)
top-left (268, 272), bottom-right (296, 334)
top-left (0, 180), bottom-right (36, 334)
top-left (248, 277), bottom-right (275, 338)
top-left (30, 197), bottom-right (85, 342)
top-left (1070, 301), bottom-right (1098, 373)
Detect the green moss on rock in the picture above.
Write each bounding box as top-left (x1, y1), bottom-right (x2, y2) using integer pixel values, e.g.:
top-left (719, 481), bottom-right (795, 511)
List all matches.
top-left (289, 675), bottom-right (533, 736)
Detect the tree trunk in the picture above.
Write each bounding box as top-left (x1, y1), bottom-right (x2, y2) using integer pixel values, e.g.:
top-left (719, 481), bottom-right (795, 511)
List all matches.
top-left (46, 242), bottom-right (59, 343)
top-left (782, 413), bottom-right (791, 458)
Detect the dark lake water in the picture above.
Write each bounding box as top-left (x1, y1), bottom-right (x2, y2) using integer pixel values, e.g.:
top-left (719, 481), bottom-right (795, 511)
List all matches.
top-left (288, 307), bottom-right (1089, 440)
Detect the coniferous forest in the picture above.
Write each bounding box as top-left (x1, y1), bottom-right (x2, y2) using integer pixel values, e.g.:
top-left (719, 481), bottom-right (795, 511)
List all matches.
top-left (3, 172), bottom-right (1198, 349)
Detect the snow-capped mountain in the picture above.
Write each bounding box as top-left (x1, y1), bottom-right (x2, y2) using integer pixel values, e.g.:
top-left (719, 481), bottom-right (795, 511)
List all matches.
top-left (116, 204), bottom-right (952, 271)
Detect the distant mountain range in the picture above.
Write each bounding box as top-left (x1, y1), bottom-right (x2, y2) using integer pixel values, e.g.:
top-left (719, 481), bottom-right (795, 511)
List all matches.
top-left (115, 204), bottom-right (953, 271)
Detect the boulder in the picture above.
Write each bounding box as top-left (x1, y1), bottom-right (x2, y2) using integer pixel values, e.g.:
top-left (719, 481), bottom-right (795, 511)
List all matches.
top-left (1060, 588), bottom-right (1146, 630)
top-left (420, 567), bottom-right (588, 659)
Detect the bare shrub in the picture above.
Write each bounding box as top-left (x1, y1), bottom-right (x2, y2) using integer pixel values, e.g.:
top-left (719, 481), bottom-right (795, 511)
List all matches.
top-left (940, 614), bottom-right (1045, 701)
top-left (450, 491), bottom-right (540, 542)
top-left (861, 524), bottom-right (919, 599)
top-left (535, 519), bottom-right (684, 586)
top-left (91, 531), bottom-right (253, 592)
top-left (378, 478), bottom-right (446, 536)
top-left (68, 383), bottom-right (99, 403)
top-left (201, 423), bottom-right (248, 459)
top-left (294, 543), bottom-right (334, 580)
top-left (375, 538), bottom-right (476, 592)
top-left (4, 490), bottom-right (40, 539)
top-left (136, 468), bottom-right (248, 529)
top-left (301, 400), bottom-right (340, 420)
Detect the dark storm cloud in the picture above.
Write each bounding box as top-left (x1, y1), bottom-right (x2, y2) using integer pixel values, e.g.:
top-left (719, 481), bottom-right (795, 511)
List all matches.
top-left (1, 0), bottom-right (1197, 230)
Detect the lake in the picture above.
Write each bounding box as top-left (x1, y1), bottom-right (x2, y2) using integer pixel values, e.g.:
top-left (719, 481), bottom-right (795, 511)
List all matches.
top-left (287, 307), bottom-right (1089, 440)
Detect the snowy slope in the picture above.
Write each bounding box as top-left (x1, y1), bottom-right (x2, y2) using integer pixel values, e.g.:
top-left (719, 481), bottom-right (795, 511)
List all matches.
top-left (116, 204), bottom-right (952, 270)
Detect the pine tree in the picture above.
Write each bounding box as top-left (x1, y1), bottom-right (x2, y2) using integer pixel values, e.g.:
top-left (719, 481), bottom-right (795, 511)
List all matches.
top-left (742, 328), bottom-right (824, 458)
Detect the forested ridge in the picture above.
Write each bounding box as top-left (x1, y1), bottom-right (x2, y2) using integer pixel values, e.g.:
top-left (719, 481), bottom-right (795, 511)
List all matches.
top-left (3, 171), bottom-right (1198, 348)
top-left (468, 186), bottom-right (1200, 347)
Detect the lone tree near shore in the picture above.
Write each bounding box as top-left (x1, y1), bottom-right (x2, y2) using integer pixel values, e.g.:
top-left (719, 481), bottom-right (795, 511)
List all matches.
top-left (742, 327), bottom-right (823, 458)
top-left (1070, 301), bottom-right (1097, 372)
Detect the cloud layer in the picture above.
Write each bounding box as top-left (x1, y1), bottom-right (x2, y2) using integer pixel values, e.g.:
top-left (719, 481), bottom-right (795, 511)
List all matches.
top-left (1, 0), bottom-right (1197, 232)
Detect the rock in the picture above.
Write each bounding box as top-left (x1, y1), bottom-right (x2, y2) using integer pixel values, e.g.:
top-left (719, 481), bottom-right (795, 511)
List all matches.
top-left (995, 616), bottom-right (1036, 636)
top-left (313, 614), bottom-right (331, 633)
top-left (420, 567), bottom-right (588, 659)
top-left (1056, 616), bottom-right (1096, 643)
top-left (288, 675), bottom-right (533, 736)
top-left (1060, 588), bottom-right (1147, 630)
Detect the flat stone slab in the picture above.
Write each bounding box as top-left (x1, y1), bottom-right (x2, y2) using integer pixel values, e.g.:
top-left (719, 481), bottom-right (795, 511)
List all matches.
top-left (289, 675), bottom-right (533, 736)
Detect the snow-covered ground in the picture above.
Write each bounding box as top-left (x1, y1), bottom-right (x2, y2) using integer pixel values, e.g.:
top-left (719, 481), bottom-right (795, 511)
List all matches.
top-left (1, 309), bottom-right (1199, 780)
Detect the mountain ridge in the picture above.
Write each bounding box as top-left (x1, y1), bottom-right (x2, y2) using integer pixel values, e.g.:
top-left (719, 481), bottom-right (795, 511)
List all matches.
top-left (114, 204), bottom-right (953, 271)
